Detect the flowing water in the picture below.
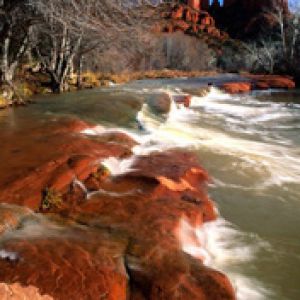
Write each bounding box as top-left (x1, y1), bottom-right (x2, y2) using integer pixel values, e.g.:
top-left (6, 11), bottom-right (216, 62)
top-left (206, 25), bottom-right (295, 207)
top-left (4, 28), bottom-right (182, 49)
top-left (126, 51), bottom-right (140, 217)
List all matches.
top-left (0, 75), bottom-right (300, 299)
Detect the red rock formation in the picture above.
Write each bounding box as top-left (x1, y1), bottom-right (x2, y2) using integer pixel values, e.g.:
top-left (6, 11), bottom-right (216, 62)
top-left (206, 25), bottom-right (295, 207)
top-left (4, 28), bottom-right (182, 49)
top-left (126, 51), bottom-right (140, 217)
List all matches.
top-left (246, 74), bottom-right (296, 89)
top-left (220, 75), bottom-right (295, 93)
top-left (165, 0), bottom-right (290, 39)
top-left (0, 101), bottom-right (237, 299)
top-left (188, 0), bottom-right (201, 10)
top-left (0, 119), bottom-right (133, 210)
top-left (0, 226), bottom-right (129, 300)
top-left (0, 146), bottom-right (236, 299)
top-left (221, 82), bottom-right (252, 94)
top-left (174, 94), bottom-right (192, 107)
top-left (159, 2), bottom-right (226, 40)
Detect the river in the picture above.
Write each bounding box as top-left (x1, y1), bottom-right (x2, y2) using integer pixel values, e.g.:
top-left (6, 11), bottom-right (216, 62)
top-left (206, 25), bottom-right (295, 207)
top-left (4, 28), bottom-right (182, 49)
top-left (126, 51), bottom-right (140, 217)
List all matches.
top-left (0, 75), bottom-right (299, 299)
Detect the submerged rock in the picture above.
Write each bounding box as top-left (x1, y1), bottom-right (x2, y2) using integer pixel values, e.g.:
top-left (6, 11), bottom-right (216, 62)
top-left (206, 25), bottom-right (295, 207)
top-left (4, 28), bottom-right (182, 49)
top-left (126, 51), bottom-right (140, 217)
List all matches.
top-left (182, 87), bottom-right (211, 97)
top-left (146, 93), bottom-right (172, 114)
top-left (173, 94), bottom-right (192, 107)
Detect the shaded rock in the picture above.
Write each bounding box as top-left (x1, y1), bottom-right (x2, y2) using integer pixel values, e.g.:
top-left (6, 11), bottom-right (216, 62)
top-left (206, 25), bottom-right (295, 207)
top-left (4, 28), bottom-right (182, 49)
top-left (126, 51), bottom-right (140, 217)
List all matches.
top-left (182, 87), bottom-right (211, 97)
top-left (146, 92), bottom-right (172, 114)
top-left (173, 94), bottom-right (192, 107)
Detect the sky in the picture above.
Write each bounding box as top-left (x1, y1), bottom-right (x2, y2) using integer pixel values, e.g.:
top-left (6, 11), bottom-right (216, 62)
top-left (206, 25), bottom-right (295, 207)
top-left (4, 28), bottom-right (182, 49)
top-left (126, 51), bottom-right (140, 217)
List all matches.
top-left (289, 0), bottom-right (300, 10)
top-left (209, 0), bottom-right (296, 8)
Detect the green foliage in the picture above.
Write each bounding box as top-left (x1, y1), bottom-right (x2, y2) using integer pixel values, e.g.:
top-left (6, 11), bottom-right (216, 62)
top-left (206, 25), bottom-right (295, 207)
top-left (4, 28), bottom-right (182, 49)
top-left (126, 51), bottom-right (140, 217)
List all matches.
top-left (92, 165), bottom-right (111, 180)
top-left (41, 188), bottom-right (63, 210)
top-left (0, 96), bottom-right (8, 108)
top-left (15, 82), bottom-right (34, 99)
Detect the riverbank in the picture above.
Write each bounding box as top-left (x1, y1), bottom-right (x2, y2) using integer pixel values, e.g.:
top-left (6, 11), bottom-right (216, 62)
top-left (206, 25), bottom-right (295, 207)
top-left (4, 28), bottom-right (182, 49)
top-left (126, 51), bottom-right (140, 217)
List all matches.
top-left (1, 79), bottom-right (300, 299)
top-left (0, 69), bottom-right (217, 109)
top-left (0, 68), bottom-right (296, 110)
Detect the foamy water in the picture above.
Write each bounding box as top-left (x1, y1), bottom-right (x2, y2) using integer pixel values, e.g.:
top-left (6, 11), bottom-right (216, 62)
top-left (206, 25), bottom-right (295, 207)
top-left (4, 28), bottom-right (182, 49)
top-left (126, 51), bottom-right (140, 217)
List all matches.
top-left (178, 217), bottom-right (272, 300)
top-left (135, 88), bottom-right (300, 187)
top-left (79, 84), bottom-right (300, 300)
top-left (0, 249), bottom-right (19, 261)
top-left (101, 156), bottom-right (136, 176)
top-left (132, 87), bottom-right (300, 299)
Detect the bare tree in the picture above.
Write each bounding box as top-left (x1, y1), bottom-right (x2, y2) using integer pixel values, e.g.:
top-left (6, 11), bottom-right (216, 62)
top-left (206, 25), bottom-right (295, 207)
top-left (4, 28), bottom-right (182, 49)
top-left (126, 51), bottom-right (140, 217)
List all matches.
top-left (30, 0), bottom-right (164, 92)
top-left (265, 3), bottom-right (300, 68)
top-left (0, 0), bottom-right (33, 86)
top-left (155, 32), bottom-right (216, 71)
top-left (241, 39), bottom-right (280, 74)
top-left (232, 4), bottom-right (300, 75)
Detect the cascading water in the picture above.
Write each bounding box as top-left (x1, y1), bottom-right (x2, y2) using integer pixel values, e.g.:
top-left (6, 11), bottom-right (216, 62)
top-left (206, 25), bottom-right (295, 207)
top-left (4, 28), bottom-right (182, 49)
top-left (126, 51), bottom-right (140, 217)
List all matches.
top-left (1, 77), bottom-right (300, 299)
top-left (116, 85), bottom-right (300, 300)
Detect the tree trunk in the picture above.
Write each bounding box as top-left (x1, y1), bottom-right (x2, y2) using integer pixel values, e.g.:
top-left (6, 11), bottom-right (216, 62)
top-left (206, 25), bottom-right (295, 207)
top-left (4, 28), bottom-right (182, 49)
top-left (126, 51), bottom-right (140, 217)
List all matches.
top-left (49, 73), bottom-right (66, 94)
top-left (0, 26), bottom-right (12, 84)
top-left (77, 55), bottom-right (84, 89)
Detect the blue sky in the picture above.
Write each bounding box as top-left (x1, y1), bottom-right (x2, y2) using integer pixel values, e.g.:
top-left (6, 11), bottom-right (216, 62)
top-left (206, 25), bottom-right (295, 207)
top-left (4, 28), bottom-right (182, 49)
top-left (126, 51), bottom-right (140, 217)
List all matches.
top-left (210, 0), bottom-right (295, 8)
top-left (289, 0), bottom-right (299, 10)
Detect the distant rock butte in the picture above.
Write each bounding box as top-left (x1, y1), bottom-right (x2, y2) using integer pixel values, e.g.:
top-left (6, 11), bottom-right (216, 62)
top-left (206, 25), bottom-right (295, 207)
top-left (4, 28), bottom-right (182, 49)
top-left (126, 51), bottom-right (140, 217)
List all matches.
top-left (156, 0), bottom-right (289, 39)
top-left (157, 2), bottom-right (228, 40)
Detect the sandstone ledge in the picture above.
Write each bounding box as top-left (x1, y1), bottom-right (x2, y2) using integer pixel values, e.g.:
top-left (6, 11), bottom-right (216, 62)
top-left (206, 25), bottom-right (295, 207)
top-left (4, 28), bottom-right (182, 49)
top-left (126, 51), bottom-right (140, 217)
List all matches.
top-left (220, 74), bottom-right (296, 94)
top-left (0, 118), bottom-right (236, 300)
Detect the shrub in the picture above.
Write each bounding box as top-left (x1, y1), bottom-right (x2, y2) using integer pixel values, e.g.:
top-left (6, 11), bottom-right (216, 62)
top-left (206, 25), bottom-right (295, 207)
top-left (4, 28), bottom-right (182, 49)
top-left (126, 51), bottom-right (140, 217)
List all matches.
top-left (41, 188), bottom-right (63, 211)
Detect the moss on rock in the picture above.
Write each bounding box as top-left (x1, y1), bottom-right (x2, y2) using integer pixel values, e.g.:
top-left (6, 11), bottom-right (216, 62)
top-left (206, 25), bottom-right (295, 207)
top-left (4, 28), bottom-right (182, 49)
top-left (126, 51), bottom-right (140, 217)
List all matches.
top-left (41, 188), bottom-right (63, 211)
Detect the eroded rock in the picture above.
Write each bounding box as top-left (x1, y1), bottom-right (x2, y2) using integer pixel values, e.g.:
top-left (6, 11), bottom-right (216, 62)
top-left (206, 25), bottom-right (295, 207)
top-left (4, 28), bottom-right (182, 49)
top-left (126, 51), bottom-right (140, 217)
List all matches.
top-left (0, 119), bottom-right (235, 299)
top-left (146, 92), bottom-right (172, 114)
top-left (247, 75), bottom-right (296, 90)
top-left (221, 82), bottom-right (252, 94)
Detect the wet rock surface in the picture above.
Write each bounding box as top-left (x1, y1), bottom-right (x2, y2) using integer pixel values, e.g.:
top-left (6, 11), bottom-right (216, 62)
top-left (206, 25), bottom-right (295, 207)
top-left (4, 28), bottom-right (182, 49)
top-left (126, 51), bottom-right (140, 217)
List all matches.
top-left (220, 75), bottom-right (296, 94)
top-left (221, 82), bottom-right (252, 94)
top-left (0, 117), bottom-right (236, 299)
top-left (146, 93), bottom-right (172, 114)
top-left (0, 118), bottom-right (132, 210)
top-left (246, 75), bottom-right (296, 90)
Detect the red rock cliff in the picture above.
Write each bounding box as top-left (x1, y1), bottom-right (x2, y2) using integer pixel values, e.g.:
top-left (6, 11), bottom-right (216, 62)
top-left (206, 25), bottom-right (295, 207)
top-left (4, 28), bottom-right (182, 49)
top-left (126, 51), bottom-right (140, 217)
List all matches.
top-left (158, 2), bottom-right (228, 41)
top-left (188, 0), bottom-right (201, 10)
